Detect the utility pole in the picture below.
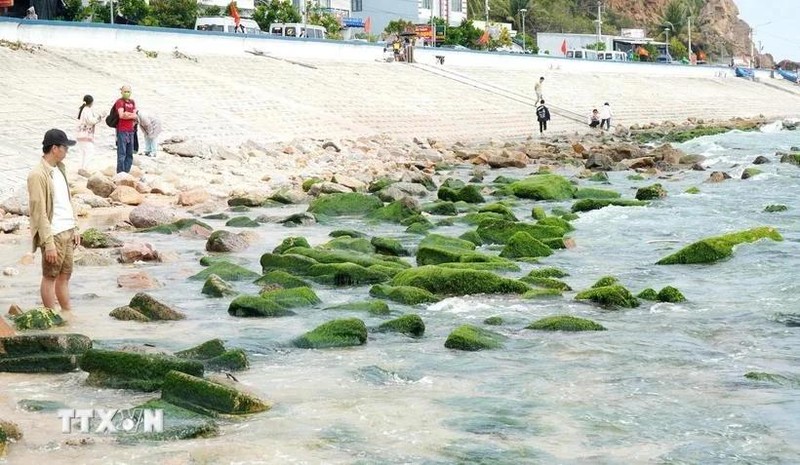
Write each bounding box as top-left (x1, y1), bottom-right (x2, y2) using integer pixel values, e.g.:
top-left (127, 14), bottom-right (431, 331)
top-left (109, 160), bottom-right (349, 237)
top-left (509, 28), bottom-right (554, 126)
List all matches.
top-left (484, 0), bottom-right (489, 24)
top-left (688, 16), bottom-right (691, 64)
top-left (596, 1), bottom-right (602, 46)
top-left (750, 26), bottom-right (754, 68)
top-left (110, 0), bottom-right (114, 24)
top-left (520, 8), bottom-right (527, 53)
top-left (431, 0), bottom-right (435, 47)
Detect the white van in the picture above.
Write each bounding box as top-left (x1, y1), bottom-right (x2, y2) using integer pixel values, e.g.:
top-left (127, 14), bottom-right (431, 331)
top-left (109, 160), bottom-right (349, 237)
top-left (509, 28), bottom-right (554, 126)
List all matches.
top-left (269, 23), bottom-right (327, 39)
top-left (597, 51), bottom-right (628, 61)
top-left (195, 17), bottom-right (262, 34)
top-left (566, 49), bottom-right (598, 60)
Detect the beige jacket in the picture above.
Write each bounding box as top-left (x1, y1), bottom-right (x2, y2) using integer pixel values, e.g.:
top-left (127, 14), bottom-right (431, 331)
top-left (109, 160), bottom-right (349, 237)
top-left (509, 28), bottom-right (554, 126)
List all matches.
top-left (27, 158), bottom-right (76, 252)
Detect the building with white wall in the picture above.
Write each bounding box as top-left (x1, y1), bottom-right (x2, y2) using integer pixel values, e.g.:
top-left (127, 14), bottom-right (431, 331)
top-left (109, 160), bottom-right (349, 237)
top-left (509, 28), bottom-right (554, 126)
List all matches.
top-left (350, 0), bottom-right (466, 36)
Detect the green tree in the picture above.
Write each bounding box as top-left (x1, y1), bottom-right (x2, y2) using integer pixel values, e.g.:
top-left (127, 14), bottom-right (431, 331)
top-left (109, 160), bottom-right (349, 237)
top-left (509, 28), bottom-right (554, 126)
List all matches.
top-left (58, 0), bottom-right (86, 21)
top-left (84, 0), bottom-right (111, 23)
top-left (147, 0), bottom-right (198, 29)
top-left (307, 3), bottom-right (342, 39)
top-left (669, 37), bottom-right (688, 60)
top-left (384, 19), bottom-right (414, 35)
top-left (585, 41), bottom-right (606, 51)
top-left (117, 0), bottom-right (150, 23)
top-left (252, 0), bottom-right (301, 32)
top-left (198, 5), bottom-right (223, 16)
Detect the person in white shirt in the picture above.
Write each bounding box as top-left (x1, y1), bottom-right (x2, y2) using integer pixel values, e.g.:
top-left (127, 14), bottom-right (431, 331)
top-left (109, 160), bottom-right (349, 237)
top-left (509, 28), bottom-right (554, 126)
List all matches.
top-left (76, 95), bottom-right (104, 170)
top-left (599, 102), bottom-right (613, 130)
top-left (534, 76), bottom-right (545, 103)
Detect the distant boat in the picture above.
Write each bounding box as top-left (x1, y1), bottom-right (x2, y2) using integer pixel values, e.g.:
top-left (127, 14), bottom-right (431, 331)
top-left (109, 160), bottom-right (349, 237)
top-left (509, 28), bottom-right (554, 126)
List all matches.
top-left (734, 67), bottom-right (754, 79)
top-left (775, 68), bottom-right (799, 83)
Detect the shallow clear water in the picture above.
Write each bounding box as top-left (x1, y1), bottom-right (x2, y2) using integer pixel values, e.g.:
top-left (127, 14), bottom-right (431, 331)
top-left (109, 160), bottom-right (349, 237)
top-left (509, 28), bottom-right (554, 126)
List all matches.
top-left (3, 126), bottom-right (800, 464)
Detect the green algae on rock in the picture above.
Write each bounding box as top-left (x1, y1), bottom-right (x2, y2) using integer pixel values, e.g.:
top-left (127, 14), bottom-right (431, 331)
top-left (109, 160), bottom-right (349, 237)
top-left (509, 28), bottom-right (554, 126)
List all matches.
top-left (571, 198), bottom-right (648, 213)
top-left (80, 228), bottom-right (122, 248)
top-left (657, 286), bottom-right (686, 303)
top-left (307, 262), bottom-right (390, 286)
top-left (422, 201), bottom-right (459, 216)
top-left (575, 285), bottom-right (639, 309)
top-left (764, 204), bottom-right (788, 213)
top-left (307, 192), bottom-right (383, 217)
top-left (273, 236), bottom-right (311, 254)
top-left (80, 349), bottom-right (204, 391)
top-left (369, 284), bottom-right (439, 305)
top-left (259, 253), bottom-right (319, 275)
top-left (118, 399), bottom-right (219, 443)
top-left (253, 270), bottom-right (309, 289)
top-left (483, 316), bottom-right (503, 326)
top-left (656, 227), bottom-right (783, 265)
top-left (376, 314), bottom-right (425, 337)
top-left (175, 339), bottom-right (249, 372)
top-left (526, 315), bottom-right (606, 332)
top-left (190, 260), bottom-right (260, 281)
top-left (0, 334), bottom-right (91, 373)
top-left (444, 324), bottom-right (505, 351)
top-left (367, 199), bottom-right (421, 223)
top-left (127, 293), bottom-right (186, 320)
top-left (477, 203), bottom-right (518, 221)
top-left (499, 232), bottom-right (552, 259)
top-left (637, 288), bottom-right (659, 301)
top-left (521, 288), bottom-right (563, 299)
top-left (320, 236), bottom-right (375, 254)
top-left (329, 229), bottom-right (367, 238)
top-left (293, 318), bottom-right (368, 349)
top-left (371, 236), bottom-right (410, 256)
top-left (520, 276), bottom-right (571, 291)
top-left (228, 287), bottom-right (320, 318)
top-left (526, 267), bottom-right (569, 279)
top-left (201, 274), bottom-right (237, 297)
top-left (392, 266), bottom-right (529, 296)
top-left (744, 372), bottom-right (800, 388)
top-left (437, 184), bottom-right (485, 204)
top-left (531, 206), bottom-right (547, 220)
top-left (439, 261), bottom-right (521, 272)
top-left (476, 219), bottom-right (566, 246)
top-left (573, 187), bottom-right (622, 199)
top-left (591, 276), bottom-right (619, 288)
top-left (161, 370), bottom-right (270, 415)
top-left (635, 183), bottom-right (668, 201)
top-left (325, 300), bottom-right (391, 316)
top-left (12, 307), bottom-right (64, 330)
top-left (225, 216), bottom-right (260, 228)
top-left (507, 174), bottom-right (575, 200)
top-left (684, 187), bottom-right (701, 194)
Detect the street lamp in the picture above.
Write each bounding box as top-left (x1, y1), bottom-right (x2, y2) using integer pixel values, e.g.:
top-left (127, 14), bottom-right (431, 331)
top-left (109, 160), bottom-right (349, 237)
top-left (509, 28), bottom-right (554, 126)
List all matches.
top-left (519, 8), bottom-right (527, 53)
top-left (662, 21), bottom-right (673, 60)
top-left (750, 21), bottom-right (772, 68)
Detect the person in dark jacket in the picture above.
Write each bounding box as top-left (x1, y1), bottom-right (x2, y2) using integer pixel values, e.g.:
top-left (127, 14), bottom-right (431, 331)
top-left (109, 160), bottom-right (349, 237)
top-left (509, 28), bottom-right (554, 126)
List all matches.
top-left (536, 99), bottom-right (551, 134)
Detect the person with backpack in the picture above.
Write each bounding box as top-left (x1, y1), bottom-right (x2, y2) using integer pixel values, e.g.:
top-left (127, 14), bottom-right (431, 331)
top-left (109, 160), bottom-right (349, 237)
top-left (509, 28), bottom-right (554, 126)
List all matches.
top-left (111, 85), bottom-right (138, 173)
top-left (536, 99), bottom-right (551, 135)
top-left (75, 95), bottom-right (104, 170)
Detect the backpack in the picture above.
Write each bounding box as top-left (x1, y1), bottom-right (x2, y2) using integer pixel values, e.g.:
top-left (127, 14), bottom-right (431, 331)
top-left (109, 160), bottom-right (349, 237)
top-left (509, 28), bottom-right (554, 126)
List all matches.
top-left (105, 101), bottom-right (119, 128)
top-left (536, 105), bottom-right (548, 120)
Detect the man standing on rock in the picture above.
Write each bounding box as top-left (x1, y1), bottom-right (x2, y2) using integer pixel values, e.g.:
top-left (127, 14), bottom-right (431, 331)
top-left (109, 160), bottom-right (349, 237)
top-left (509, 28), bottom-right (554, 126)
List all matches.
top-left (27, 129), bottom-right (80, 312)
top-left (534, 76), bottom-right (545, 103)
top-left (114, 85), bottom-right (138, 173)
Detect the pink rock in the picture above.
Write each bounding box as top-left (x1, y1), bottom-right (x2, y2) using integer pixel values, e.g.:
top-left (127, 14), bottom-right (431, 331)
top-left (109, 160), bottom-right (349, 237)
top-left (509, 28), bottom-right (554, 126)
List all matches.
top-left (177, 188), bottom-right (210, 206)
top-left (109, 186), bottom-right (144, 205)
top-left (117, 272), bottom-right (160, 289)
top-left (119, 243), bottom-right (160, 263)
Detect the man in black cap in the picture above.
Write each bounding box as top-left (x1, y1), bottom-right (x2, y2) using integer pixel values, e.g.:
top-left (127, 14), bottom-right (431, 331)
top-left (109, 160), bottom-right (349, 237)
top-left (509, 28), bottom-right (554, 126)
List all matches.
top-left (27, 129), bottom-right (80, 312)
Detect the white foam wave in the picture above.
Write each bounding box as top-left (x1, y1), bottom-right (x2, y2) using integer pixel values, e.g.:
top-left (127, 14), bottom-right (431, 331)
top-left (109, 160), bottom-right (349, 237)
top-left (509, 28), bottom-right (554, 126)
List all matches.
top-left (760, 121), bottom-right (785, 134)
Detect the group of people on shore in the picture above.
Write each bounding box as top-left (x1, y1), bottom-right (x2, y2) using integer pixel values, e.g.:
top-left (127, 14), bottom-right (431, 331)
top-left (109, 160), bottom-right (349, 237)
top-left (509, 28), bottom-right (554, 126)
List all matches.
top-left (75, 85), bottom-right (161, 174)
top-left (533, 76), bottom-right (613, 134)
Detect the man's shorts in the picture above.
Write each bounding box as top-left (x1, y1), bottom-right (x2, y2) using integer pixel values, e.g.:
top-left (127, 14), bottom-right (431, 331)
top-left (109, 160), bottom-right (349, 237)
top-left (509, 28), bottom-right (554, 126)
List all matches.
top-left (41, 229), bottom-right (75, 278)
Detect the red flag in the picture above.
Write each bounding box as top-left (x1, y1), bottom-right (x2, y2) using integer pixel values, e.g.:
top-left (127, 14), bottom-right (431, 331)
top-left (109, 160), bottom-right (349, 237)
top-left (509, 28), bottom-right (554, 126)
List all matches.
top-left (364, 16), bottom-right (371, 34)
top-left (560, 39), bottom-right (568, 55)
top-left (478, 30), bottom-right (490, 45)
top-left (229, 1), bottom-right (241, 28)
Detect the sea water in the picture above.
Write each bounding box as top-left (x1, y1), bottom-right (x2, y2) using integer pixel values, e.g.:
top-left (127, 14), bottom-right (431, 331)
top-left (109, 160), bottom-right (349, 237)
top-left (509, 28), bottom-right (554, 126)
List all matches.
top-left (2, 126), bottom-right (800, 464)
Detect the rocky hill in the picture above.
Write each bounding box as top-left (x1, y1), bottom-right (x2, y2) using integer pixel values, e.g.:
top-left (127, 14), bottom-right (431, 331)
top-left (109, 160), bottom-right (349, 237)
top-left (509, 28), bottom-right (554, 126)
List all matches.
top-left (604, 0), bottom-right (764, 63)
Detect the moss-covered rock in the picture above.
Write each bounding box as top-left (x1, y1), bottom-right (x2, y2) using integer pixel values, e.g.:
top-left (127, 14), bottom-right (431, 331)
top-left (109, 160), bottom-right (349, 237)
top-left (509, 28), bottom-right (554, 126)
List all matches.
top-left (476, 219), bottom-right (565, 246)
top-left (80, 349), bottom-right (204, 391)
top-left (302, 177), bottom-right (323, 192)
top-left (367, 263), bottom-right (406, 278)
top-left (422, 201), bottom-right (458, 216)
top-left (499, 232), bottom-right (552, 259)
top-left (591, 276), bottom-right (619, 288)
top-left (571, 199), bottom-right (648, 213)
top-left (684, 187), bottom-right (701, 194)
top-left (201, 274), bottom-right (236, 297)
top-left (228, 205), bottom-right (250, 213)
top-left (325, 300), bottom-right (391, 316)
top-left (741, 167), bottom-right (762, 180)
top-left (117, 399), bottom-right (219, 443)
top-left (190, 260), bottom-right (260, 282)
top-left (369, 284), bottom-right (439, 305)
top-left (508, 174), bottom-right (575, 200)
top-left (142, 218), bottom-right (213, 235)
top-left (260, 253), bottom-right (319, 275)
top-left (174, 339), bottom-right (249, 372)
top-left (202, 213), bottom-right (229, 220)
top-left (80, 228), bottom-right (122, 248)
top-left (272, 237), bottom-right (311, 254)
top-left (764, 204), bottom-right (788, 213)
top-left (108, 306), bottom-right (149, 322)
top-left (280, 246), bottom-right (409, 271)
top-left (656, 227), bottom-right (783, 265)
top-left (127, 293), bottom-right (186, 320)
top-left (536, 216), bottom-right (574, 233)
top-left (657, 286), bottom-right (686, 303)
top-left (574, 188), bottom-right (621, 199)
top-left (522, 288), bottom-right (563, 299)
top-left (635, 183), bottom-right (668, 201)
top-left (526, 267), bottom-right (568, 279)
top-left (520, 276), bottom-right (571, 291)
top-left (530, 206), bottom-right (546, 220)
top-left (662, 126), bottom-right (732, 143)
top-left (293, 318), bottom-right (368, 349)
top-left (307, 192), bottom-right (383, 217)
top-left (0, 334), bottom-right (91, 373)
top-left (477, 203), bottom-right (517, 221)
top-left (391, 266), bottom-right (529, 296)
top-left (437, 184), bottom-right (485, 204)
top-left (175, 339), bottom-right (226, 360)
top-left (637, 288), bottom-right (659, 300)
top-left (458, 230), bottom-right (484, 246)
top-left (228, 287), bottom-right (320, 317)
top-left (329, 229), bottom-right (366, 238)
top-left (376, 314), bottom-right (425, 337)
top-left (367, 199), bottom-right (421, 223)
top-left (161, 370), bottom-right (269, 415)
top-left (405, 220), bottom-right (435, 235)
top-left (253, 270), bottom-right (310, 289)
top-left (575, 285), bottom-right (639, 309)
top-left (225, 216), bottom-right (260, 228)
top-left (12, 307), bottom-right (64, 330)
top-left (307, 262), bottom-right (390, 286)
top-left (744, 371), bottom-right (800, 387)
top-left (321, 237), bottom-right (375, 254)
top-left (439, 261), bottom-right (520, 272)
top-left (444, 324), bottom-right (505, 351)
top-left (483, 316), bottom-right (503, 326)
top-left (460, 211), bottom-right (508, 225)
top-left (526, 315), bottom-right (606, 331)
top-left (371, 236), bottom-right (409, 256)
top-left (588, 172), bottom-right (609, 182)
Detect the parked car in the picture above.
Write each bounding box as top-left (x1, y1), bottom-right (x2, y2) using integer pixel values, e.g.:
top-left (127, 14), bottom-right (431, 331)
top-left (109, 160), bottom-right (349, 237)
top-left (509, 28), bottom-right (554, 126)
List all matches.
top-left (195, 17), bottom-right (262, 34)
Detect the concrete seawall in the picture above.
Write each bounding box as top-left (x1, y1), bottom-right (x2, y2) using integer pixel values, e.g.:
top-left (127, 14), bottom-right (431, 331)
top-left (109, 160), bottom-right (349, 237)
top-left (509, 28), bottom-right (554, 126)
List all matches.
top-left (1, 18), bottom-right (799, 201)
